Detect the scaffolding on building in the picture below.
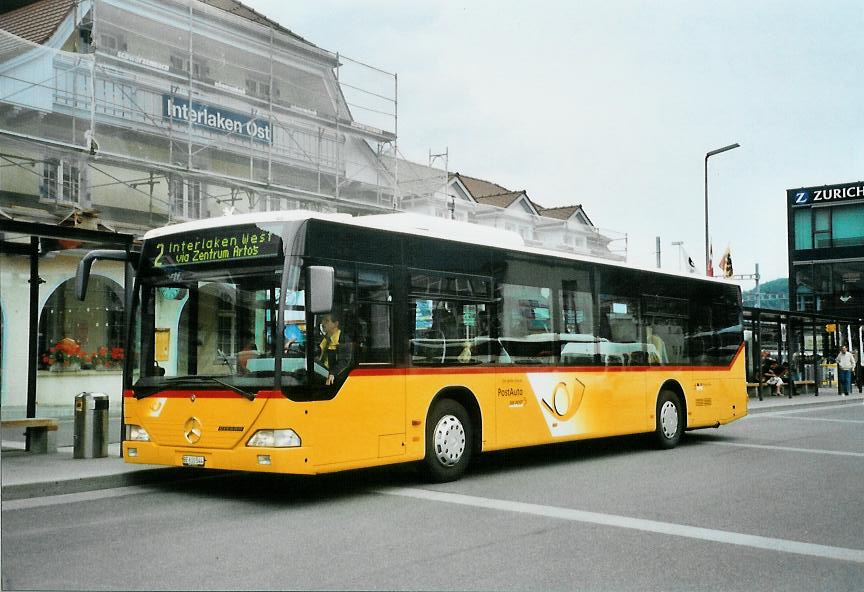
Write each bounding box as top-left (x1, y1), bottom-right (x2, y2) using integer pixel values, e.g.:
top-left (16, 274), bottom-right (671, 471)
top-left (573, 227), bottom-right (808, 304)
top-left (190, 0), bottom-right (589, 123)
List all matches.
top-left (0, 0), bottom-right (399, 232)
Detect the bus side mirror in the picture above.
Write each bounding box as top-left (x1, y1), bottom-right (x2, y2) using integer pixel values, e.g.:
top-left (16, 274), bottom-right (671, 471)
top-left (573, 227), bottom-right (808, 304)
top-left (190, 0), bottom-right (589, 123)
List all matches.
top-left (76, 249), bottom-right (131, 300)
top-left (308, 266), bottom-right (334, 314)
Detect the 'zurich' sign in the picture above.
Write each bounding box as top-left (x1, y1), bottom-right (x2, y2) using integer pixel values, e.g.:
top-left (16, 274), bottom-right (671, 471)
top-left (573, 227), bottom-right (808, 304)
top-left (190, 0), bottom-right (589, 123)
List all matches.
top-left (788, 182), bottom-right (864, 206)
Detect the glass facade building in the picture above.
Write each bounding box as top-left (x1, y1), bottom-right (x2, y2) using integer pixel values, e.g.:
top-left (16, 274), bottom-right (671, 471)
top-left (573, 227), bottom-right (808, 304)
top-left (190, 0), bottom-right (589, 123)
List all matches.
top-left (787, 181), bottom-right (864, 318)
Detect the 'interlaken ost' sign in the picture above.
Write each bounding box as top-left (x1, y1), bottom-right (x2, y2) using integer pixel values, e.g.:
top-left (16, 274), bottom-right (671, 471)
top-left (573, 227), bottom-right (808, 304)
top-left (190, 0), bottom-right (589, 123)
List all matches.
top-left (788, 182), bottom-right (864, 206)
top-left (162, 96), bottom-right (272, 143)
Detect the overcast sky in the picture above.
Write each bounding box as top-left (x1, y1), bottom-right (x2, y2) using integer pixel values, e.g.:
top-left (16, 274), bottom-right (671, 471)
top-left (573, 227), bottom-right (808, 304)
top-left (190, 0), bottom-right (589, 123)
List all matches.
top-left (246, 0), bottom-right (863, 285)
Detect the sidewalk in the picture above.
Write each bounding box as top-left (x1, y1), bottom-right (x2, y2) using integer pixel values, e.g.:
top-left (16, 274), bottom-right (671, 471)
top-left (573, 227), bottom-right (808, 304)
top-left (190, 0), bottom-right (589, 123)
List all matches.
top-left (2, 388), bottom-right (862, 502)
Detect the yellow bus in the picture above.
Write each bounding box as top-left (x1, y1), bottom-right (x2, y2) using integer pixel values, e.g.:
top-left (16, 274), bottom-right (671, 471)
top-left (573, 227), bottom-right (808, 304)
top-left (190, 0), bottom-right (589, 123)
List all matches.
top-left (77, 211), bottom-right (747, 482)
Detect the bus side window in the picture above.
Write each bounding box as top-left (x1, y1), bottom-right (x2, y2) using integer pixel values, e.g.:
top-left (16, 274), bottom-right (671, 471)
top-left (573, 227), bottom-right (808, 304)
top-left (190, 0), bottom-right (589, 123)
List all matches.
top-left (559, 273), bottom-right (598, 366)
top-left (497, 283), bottom-right (556, 365)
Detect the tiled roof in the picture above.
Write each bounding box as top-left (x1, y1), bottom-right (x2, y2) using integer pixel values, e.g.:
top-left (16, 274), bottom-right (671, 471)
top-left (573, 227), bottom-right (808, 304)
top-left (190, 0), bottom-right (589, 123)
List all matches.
top-left (538, 205), bottom-right (594, 226)
top-left (0, 0), bottom-right (73, 45)
top-left (475, 191), bottom-right (525, 209)
top-left (537, 205), bottom-right (581, 220)
top-left (199, 0), bottom-right (309, 44)
top-left (0, 0), bottom-right (310, 47)
top-left (451, 173), bottom-right (512, 199)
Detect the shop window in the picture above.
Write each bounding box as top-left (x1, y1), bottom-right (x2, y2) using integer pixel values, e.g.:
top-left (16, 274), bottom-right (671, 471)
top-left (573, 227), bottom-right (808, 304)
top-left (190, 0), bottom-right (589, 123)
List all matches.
top-left (170, 176), bottom-right (202, 219)
top-left (39, 276), bottom-right (124, 370)
top-left (42, 159), bottom-right (80, 204)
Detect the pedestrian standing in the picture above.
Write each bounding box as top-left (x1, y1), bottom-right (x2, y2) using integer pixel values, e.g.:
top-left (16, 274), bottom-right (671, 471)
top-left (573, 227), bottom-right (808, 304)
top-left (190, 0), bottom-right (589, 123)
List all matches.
top-left (835, 345), bottom-right (856, 396)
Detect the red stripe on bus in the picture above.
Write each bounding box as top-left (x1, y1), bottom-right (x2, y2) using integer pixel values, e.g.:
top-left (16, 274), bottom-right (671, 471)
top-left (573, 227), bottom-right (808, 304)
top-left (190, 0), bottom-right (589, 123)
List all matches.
top-left (123, 390), bottom-right (282, 399)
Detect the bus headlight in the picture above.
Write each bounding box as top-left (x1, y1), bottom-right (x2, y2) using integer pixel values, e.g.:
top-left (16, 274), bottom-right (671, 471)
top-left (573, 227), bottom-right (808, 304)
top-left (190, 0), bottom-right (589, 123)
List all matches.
top-left (126, 424), bottom-right (150, 442)
top-left (246, 429), bottom-right (301, 448)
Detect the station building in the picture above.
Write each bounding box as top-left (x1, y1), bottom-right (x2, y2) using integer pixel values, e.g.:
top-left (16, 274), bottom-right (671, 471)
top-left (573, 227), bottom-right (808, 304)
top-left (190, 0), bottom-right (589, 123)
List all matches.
top-left (745, 179), bottom-right (864, 394)
top-left (0, 0), bottom-right (624, 413)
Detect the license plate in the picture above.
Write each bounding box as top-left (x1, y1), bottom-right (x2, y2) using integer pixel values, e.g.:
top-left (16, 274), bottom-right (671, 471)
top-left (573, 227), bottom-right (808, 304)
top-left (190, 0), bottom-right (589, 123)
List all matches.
top-left (181, 455), bottom-right (205, 467)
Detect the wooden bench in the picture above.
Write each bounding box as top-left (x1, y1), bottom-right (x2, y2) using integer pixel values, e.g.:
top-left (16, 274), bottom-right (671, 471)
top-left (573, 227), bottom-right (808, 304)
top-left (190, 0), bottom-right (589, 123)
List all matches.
top-left (747, 380), bottom-right (817, 398)
top-left (1, 418), bottom-right (59, 453)
top-left (793, 379), bottom-right (816, 394)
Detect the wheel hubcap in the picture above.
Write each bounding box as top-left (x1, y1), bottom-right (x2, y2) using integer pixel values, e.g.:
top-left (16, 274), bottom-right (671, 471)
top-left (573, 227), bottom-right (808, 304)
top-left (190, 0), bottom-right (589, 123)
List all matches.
top-left (659, 401), bottom-right (679, 439)
top-left (434, 414), bottom-right (466, 467)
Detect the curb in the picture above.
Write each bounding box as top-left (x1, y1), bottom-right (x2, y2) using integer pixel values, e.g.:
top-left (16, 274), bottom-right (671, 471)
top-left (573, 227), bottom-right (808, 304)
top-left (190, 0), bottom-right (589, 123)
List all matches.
top-left (1, 467), bottom-right (190, 501)
top-left (748, 395), bottom-right (863, 415)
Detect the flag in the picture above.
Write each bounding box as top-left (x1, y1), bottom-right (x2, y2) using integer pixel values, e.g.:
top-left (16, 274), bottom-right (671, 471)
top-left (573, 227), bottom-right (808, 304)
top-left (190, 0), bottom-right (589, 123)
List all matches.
top-left (682, 247), bottom-right (697, 273)
top-left (707, 243), bottom-right (714, 276)
top-left (686, 255), bottom-right (697, 273)
top-left (719, 246), bottom-right (733, 278)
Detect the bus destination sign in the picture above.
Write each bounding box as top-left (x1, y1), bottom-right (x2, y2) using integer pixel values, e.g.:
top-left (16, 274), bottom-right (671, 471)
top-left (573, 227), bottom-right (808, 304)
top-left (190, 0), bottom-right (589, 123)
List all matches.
top-left (148, 225), bottom-right (282, 269)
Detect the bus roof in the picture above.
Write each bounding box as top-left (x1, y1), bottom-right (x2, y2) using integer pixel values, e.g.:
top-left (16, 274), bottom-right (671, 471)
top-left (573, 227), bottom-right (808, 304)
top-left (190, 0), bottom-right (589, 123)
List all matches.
top-left (142, 211), bottom-right (736, 287)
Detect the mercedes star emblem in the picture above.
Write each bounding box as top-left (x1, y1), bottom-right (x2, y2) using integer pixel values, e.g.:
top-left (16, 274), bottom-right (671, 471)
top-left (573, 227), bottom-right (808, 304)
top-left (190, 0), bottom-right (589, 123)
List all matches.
top-left (184, 417), bottom-right (202, 444)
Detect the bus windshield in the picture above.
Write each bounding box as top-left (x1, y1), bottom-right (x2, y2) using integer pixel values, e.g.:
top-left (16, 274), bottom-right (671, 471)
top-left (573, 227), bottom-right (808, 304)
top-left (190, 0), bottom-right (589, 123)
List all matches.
top-left (130, 220), bottom-right (313, 395)
top-left (132, 271), bottom-right (283, 391)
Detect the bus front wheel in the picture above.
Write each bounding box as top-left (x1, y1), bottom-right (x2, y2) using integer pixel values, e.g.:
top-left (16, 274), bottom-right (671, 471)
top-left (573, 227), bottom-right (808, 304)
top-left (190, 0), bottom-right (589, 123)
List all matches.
top-left (422, 399), bottom-right (473, 482)
top-left (654, 389), bottom-right (684, 449)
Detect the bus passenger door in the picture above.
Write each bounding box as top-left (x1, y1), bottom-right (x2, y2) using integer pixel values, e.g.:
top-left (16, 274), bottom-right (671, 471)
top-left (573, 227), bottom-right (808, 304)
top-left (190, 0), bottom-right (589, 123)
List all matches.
top-left (308, 263), bottom-right (405, 467)
top-left (597, 294), bottom-right (646, 434)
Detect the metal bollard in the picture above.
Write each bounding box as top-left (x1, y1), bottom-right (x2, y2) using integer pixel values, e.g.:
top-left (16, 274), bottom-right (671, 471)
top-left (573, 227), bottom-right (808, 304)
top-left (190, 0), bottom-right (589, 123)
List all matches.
top-left (73, 392), bottom-right (109, 459)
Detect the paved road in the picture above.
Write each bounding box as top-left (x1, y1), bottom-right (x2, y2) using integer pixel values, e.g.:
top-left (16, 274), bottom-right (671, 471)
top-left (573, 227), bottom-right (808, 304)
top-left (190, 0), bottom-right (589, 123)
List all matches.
top-left (3, 402), bottom-right (863, 591)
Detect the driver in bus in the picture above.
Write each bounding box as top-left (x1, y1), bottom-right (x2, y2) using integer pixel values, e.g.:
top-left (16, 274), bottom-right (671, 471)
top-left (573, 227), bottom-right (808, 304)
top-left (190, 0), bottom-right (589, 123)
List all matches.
top-left (317, 311), bottom-right (352, 385)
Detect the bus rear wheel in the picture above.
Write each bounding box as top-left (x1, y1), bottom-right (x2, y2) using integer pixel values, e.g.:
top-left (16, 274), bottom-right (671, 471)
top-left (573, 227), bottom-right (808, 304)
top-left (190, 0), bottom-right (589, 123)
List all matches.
top-left (654, 389), bottom-right (684, 449)
top-left (422, 399), bottom-right (473, 482)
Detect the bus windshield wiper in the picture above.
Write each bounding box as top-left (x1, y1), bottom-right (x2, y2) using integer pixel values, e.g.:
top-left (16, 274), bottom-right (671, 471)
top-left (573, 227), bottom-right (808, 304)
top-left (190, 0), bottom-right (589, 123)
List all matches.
top-left (134, 376), bottom-right (256, 400)
top-left (200, 376), bottom-right (256, 401)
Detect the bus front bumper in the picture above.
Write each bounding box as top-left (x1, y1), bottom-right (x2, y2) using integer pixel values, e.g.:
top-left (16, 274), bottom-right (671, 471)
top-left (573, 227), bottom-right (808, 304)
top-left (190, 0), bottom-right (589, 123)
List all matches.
top-left (122, 441), bottom-right (316, 474)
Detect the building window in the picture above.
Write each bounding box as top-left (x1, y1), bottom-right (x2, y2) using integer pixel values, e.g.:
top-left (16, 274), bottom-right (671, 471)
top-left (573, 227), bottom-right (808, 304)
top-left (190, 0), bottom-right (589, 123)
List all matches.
top-left (98, 32), bottom-right (126, 53)
top-left (39, 277), bottom-right (124, 371)
top-left (246, 78), bottom-right (278, 100)
top-left (832, 204), bottom-right (864, 247)
top-left (169, 54), bottom-right (209, 79)
top-left (42, 159), bottom-right (80, 204)
top-left (259, 194), bottom-right (281, 212)
top-left (794, 204), bottom-right (864, 250)
top-left (170, 176), bottom-right (202, 219)
top-left (813, 209), bottom-right (831, 248)
top-left (794, 209), bottom-right (812, 250)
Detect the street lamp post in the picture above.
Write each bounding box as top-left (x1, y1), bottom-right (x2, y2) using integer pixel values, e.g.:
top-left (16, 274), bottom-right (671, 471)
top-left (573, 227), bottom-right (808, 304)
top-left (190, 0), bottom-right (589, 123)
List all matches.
top-left (704, 143), bottom-right (740, 275)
